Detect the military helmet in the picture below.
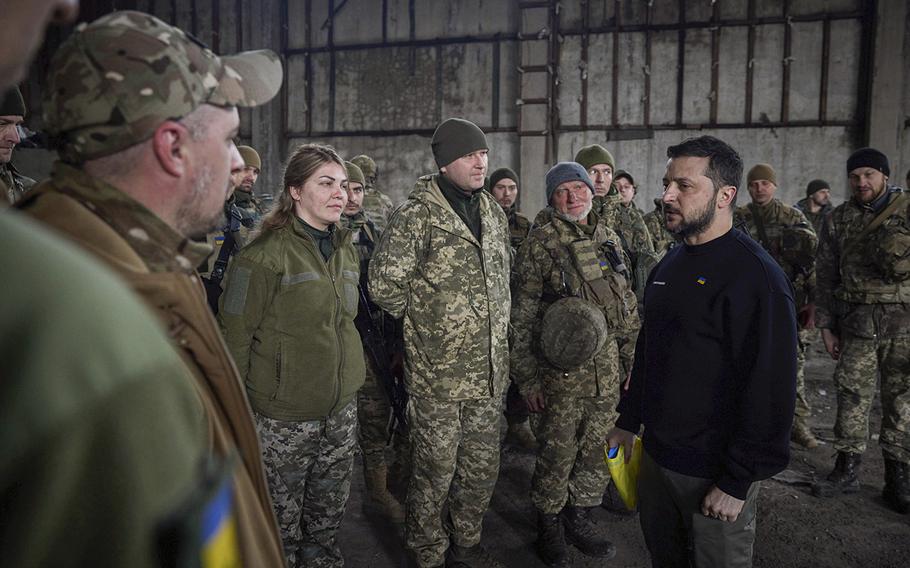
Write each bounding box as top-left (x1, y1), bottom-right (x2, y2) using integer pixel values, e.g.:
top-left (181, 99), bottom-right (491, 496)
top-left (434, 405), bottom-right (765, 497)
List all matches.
top-left (539, 296), bottom-right (608, 371)
top-left (351, 154), bottom-right (377, 180)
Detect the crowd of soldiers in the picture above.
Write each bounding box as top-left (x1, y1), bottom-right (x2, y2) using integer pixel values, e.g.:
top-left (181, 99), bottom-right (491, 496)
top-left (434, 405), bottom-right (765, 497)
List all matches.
top-left (2, 3), bottom-right (910, 568)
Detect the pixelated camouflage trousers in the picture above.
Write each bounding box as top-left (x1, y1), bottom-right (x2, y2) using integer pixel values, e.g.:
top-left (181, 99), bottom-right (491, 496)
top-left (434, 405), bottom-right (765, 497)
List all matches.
top-left (795, 329), bottom-right (812, 419)
top-left (357, 358), bottom-right (409, 472)
top-left (532, 394), bottom-right (617, 513)
top-left (254, 400), bottom-right (357, 568)
top-left (833, 335), bottom-right (910, 462)
top-left (406, 395), bottom-right (501, 568)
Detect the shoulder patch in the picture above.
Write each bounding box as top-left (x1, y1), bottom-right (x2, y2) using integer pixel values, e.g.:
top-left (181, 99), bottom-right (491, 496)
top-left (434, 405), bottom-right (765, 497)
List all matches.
top-left (222, 266), bottom-right (252, 315)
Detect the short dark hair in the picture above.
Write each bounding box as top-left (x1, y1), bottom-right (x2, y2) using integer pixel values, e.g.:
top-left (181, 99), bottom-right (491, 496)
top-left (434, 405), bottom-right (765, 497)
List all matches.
top-left (666, 135), bottom-right (743, 204)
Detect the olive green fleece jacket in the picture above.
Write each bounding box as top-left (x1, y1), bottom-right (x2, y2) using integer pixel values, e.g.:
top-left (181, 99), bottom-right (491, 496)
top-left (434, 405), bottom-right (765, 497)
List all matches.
top-left (219, 220), bottom-right (366, 421)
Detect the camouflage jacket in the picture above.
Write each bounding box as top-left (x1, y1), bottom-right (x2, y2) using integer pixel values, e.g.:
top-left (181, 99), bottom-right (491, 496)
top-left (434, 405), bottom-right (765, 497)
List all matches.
top-left (511, 212), bottom-right (639, 399)
top-left (369, 174), bottom-right (511, 400)
top-left (16, 162), bottom-right (285, 567)
top-left (735, 198), bottom-right (817, 307)
top-left (595, 195), bottom-right (655, 255)
top-left (642, 198), bottom-right (678, 255)
top-left (794, 197), bottom-right (833, 235)
top-left (362, 185), bottom-right (395, 233)
top-left (816, 187), bottom-right (910, 336)
top-left (232, 189), bottom-right (264, 239)
top-left (1, 162), bottom-right (36, 207)
top-left (506, 206), bottom-right (532, 252)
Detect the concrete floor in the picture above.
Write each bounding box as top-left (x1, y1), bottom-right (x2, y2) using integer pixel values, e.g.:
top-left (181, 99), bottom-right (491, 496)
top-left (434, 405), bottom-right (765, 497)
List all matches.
top-left (338, 434), bottom-right (651, 568)
top-left (336, 339), bottom-right (910, 567)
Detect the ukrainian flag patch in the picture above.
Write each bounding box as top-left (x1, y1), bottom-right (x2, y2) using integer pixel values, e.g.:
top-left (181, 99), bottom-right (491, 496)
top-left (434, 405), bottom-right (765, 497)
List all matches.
top-left (696, 276), bottom-right (706, 285)
top-left (201, 480), bottom-right (240, 568)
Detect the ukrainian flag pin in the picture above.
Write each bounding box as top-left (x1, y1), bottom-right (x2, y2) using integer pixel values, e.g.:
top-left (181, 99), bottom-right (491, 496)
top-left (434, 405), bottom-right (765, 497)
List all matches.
top-left (696, 276), bottom-right (706, 285)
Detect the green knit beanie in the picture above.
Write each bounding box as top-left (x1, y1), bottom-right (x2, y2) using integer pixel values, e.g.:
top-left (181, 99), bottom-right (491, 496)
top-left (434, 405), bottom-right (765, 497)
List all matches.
top-left (431, 118), bottom-right (488, 168)
top-left (0, 87), bottom-right (26, 117)
top-left (490, 167), bottom-right (519, 188)
top-left (574, 144), bottom-right (614, 172)
top-left (747, 163), bottom-right (776, 186)
top-left (345, 161), bottom-right (366, 187)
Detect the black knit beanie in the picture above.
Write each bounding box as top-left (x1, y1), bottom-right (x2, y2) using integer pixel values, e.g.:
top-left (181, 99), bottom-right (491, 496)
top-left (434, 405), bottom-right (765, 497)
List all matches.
top-left (490, 167), bottom-right (518, 188)
top-left (847, 147), bottom-right (889, 177)
top-left (0, 87), bottom-right (26, 117)
top-left (431, 118), bottom-right (488, 168)
top-left (805, 179), bottom-right (830, 197)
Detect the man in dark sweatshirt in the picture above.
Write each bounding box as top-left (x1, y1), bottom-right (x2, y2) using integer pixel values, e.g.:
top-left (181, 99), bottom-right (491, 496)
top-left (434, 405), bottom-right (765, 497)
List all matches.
top-left (608, 135), bottom-right (796, 567)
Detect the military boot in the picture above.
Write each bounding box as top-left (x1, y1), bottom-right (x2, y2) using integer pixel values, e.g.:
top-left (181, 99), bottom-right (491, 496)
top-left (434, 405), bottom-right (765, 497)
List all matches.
top-left (536, 510), bottom-right (569, 567)
top-left (505, 419), bottom-right (539, 451)
top-left (562, 506), bottom-right (616, 559)
top-left (363, 464), bottom-right (406, 523)
top-left (791, 418), bottom-right (819, 449)
top-left (444, 543), bottom-right (506, 568)
top-left (812, 452), bottom-right (862, 497)
top-left (882, 458), bottom-right (910, 514)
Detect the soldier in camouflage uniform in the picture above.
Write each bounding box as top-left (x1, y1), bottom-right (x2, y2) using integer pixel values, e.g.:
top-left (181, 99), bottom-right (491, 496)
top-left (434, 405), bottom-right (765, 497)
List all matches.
top-left (352, 154), bottom-right (395, 233)
top-left (233, 145), bottom-right (266, 229)
top-left (574, 145), bottom-right (656, 307)
top-left (369, 118), bottom-right (511, 568)
top-left (794, 178), bottom-right (833, 235)
top-left (16, 11), bottom-right (286, 566)
top-left (341, 161), bottom-right (407, 523)
top-left (642, 197), bottom-right (678, 255)
top-left (812, 148), bottom-right (910, 514)
top-left (512, 162), bottom-right (637, 566)
top-left (0, 87), bottom-right (36, 207)
top-left (489, 166), bottom-right (537, 450)
top-left (735, 164), bottom-right (819, 448)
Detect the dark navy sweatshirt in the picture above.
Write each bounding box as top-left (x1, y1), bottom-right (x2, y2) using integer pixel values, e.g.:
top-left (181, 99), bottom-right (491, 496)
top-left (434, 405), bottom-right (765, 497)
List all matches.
top-left (616, 227), bottom-right (797, 499)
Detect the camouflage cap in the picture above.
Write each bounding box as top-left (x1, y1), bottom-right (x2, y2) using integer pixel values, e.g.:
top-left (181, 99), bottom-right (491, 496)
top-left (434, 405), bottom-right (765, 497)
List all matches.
top-left (351, 154), bottom-right (377, 180)
top-left (237, 145), bottom-right (261, 170)
top-left (44, 11), bottom-right (283, 163)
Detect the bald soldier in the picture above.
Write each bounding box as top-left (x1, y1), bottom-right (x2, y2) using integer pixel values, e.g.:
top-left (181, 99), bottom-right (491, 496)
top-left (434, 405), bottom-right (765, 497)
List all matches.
top-left (0, 87), bottom-right (36, 206)
top-left (15, 11), bottom-right (286, 565)
top-left (352, 153), bottom-right (395, 232)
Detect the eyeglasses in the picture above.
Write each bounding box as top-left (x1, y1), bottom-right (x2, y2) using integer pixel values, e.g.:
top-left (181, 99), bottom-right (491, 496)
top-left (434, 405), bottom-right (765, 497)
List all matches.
top-left (553, 186), bottom-right (590, 199)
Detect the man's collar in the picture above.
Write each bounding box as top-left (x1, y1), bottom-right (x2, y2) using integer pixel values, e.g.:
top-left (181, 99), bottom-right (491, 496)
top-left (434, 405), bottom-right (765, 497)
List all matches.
top-left (50, 161), bottom-right (211, 273)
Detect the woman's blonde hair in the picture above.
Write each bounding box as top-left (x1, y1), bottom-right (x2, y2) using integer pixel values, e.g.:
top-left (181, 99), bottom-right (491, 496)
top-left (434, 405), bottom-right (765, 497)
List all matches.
top-left (257, 143), bottom-right (346, 234)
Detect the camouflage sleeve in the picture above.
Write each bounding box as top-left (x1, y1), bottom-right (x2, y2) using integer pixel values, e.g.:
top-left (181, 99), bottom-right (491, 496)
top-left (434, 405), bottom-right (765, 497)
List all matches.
top-left (509, 236), bottom-right (547, 397)
top-left (631, 208), bottom-right (655, 253)
top-left (368, 201), bottom-right (429, 319)
top-left (814, 211), bottom-right (839, 329)
top-left (791, 208), bottom-right (818, 302)
top-left (617, 243), bottom-right (641, 375)
top-left (217, 255), bottom-right (279, 378)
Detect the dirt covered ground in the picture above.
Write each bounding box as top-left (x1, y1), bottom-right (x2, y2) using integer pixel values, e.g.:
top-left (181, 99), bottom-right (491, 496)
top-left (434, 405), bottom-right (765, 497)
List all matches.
top-left (338, 338), bottom-right (910, 567)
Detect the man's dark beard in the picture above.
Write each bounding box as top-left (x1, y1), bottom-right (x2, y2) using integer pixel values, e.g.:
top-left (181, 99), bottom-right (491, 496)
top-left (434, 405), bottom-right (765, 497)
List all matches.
top-left (666, 195), bottom-right (716, 240)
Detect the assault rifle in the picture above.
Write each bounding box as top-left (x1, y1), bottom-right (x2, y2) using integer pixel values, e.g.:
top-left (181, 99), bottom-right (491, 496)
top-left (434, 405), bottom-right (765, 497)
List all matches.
top-left (356, 285), bottom-right (409, 440)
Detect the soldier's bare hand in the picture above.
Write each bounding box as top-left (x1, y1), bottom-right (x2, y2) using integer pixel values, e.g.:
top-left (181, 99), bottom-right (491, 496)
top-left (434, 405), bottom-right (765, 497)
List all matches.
top-left (606, 427), bottom-right (635, 464)
top-left (821, 328), bottom-right (840, 361)
top-left (526, 391), bottom-right (546, 413)
top-left (701, 485), bottom-right (745, 523)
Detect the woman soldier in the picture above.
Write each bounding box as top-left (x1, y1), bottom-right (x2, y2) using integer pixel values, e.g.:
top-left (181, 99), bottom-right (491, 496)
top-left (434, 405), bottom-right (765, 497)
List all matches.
top-left (219, 143), bottom-right (365, 568)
